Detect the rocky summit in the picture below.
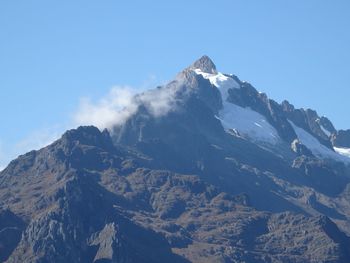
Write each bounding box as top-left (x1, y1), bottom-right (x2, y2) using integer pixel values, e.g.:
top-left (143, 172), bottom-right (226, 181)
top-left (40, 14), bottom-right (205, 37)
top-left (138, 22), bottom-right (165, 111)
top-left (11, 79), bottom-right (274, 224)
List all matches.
top-left (1, 56), bottom-right (350, 263)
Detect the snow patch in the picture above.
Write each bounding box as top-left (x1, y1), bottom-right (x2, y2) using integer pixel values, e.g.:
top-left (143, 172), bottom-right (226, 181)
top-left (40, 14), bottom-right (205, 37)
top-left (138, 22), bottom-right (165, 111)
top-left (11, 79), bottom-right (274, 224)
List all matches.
top-left (194, 69), bottom-right (240, 98)
top-left (289, 121), bottom-right (350, 163)
top-left (334, 147), bottom-right (350, 158)
top-left (194, 68), bottom-right (280, 144)
top-left (320, 125), bottom-right (331, 137)
top-left (194, 68), bottom-right (349, 162)
top-left (220, 102), bottom-right (280, 143)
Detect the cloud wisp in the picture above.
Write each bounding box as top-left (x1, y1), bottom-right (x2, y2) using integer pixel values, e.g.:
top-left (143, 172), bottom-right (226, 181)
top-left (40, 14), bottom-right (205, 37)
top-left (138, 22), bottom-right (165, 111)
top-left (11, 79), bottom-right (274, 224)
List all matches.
top-left (0, 80), bottom-right (183, 170)
top-left (73, 86), bottom-right (138, 130)
top-left (73, 84), bottom-right (181, 130)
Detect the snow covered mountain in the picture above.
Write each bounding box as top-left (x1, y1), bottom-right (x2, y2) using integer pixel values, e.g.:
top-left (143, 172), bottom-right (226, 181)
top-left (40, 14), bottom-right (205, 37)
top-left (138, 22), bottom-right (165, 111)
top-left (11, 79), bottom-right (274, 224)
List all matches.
top-left (192, 56), bottom-right (350, 164)
top-left (1, 56), bottom-right (350, 263)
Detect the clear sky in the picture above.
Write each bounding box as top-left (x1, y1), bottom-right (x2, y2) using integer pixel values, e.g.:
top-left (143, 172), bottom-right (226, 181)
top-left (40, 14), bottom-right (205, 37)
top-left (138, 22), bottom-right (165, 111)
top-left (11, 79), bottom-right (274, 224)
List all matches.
top-left (1, 0), bottom-right (350, 169)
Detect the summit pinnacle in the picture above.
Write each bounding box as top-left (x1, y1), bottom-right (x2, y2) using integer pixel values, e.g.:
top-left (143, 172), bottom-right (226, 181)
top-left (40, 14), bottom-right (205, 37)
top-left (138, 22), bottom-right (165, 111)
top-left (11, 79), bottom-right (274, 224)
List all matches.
top-left (190, 55), bottom-right (217, 74)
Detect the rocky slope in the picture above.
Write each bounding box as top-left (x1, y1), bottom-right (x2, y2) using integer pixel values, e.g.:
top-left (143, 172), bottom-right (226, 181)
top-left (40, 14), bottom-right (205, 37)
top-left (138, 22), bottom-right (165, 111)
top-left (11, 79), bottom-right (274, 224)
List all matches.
top-left (1, 56), bottom-right (350, 262)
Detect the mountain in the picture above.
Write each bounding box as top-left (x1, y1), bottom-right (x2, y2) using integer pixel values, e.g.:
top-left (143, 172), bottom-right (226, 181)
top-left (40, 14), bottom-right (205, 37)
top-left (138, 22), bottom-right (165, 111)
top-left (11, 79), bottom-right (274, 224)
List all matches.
top-left (1, 56), bottom-right (350, 263)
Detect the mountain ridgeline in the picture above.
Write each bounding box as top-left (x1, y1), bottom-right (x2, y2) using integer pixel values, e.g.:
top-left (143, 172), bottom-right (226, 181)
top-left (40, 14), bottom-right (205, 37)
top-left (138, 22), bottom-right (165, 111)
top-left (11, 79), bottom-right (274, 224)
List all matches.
top-left (1, 56), bottom-right (350, 263)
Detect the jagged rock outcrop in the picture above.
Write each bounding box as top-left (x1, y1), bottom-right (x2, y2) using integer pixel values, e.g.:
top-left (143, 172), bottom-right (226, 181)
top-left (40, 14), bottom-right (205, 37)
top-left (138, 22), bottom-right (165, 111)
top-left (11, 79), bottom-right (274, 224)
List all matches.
top-left (189, 55), bottom-right (217, 74)
top-left (281, 101), bottom-right (334, 149)
top-left (0, 209), bottom-right (25, 262)
top-left (332, 130), bottom-right (350, 148)
top-left (291, 139), bottom-right (314, 157)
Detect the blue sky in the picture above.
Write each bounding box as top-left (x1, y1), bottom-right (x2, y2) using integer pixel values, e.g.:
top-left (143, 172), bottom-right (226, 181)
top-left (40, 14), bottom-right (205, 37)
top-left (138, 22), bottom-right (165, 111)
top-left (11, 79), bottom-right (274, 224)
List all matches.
top-left (1, 0), bottom-right (350, 168)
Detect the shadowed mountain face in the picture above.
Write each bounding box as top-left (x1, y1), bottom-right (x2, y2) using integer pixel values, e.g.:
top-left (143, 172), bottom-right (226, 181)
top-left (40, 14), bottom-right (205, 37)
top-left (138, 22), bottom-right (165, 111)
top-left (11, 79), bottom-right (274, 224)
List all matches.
top-left (1, 56), bottom-right (350, 263)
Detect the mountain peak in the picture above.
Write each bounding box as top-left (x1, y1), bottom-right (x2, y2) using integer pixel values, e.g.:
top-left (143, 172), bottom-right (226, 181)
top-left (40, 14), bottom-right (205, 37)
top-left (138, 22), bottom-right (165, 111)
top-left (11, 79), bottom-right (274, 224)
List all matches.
top-left (190, 55), bottom-right (217, 74)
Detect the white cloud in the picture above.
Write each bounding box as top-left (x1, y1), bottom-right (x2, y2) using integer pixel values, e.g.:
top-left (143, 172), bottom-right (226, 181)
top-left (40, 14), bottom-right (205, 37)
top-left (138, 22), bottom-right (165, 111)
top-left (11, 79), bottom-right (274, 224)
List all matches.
top-left (73, 86), bottom-right (139, 130)
top-left (1, 78), bottom-right (181, 168)
top-left (73, 83), bottom-right (181, 130)
top-left (138, 85), bottom-right (180, 117)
